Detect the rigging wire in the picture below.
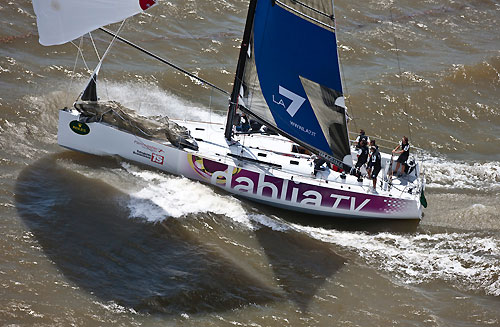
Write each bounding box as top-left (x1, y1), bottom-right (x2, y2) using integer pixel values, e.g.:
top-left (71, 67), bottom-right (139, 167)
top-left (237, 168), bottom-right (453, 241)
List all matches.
top-left (77, 20), bottom-right (128, 103)
top-left (99, 20), bottom-right (127, 65)
top-left (88, 30), bottom-right (111, 100)
top-left (389, 6), bottom-right (412, 141)
top-left (165, 4), bottom-right (228, 67)
top-left (67, 36), bottom-right (84, 106)
top-left (336, 42), bottom-right (357, 133)
top-left (165, 4), bottom-right (230, 127)
top-left (98, 27), bottom-right (230, 96)
top-left (89, 32), bottom-right (101, 62)
top-left (69, 40), bottom-right (91, 71)
top-left (332, 0), bottom-right (358, 134)
top-left (163, 2), bottom-right (236, 127)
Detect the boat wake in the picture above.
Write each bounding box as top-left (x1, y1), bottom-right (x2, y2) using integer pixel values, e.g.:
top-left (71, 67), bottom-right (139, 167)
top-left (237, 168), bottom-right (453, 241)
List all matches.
top-left (422, 155), bottom-right (500, 192)
top-left (51, 80), bottom-right (500, 195)
top-left (122, 163), bottom-right (256, 228)
top-left (122, 162), bottom-right (500, 297)
top-left (294, 225), bottom-right (500, 297)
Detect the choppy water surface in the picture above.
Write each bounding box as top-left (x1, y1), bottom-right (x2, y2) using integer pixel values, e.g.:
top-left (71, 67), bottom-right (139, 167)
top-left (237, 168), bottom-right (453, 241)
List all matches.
top-left (1, 0), bottom-right (499, 326)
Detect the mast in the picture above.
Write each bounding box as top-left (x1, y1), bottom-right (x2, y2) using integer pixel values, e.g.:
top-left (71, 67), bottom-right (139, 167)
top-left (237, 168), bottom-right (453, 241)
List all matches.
top-left (224, 0), bottom-right (259, 141)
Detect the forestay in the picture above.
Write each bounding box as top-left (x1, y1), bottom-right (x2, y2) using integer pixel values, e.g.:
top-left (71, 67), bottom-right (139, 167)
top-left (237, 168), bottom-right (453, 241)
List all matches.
top-left (236, 0), bottom-right (351, 167)
top-left (32, 0), bottom-right (157, 46)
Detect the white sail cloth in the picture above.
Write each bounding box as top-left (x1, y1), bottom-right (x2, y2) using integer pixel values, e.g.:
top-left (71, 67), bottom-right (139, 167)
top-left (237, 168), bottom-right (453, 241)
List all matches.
top-left (32, 0), bottom-right (156, 46)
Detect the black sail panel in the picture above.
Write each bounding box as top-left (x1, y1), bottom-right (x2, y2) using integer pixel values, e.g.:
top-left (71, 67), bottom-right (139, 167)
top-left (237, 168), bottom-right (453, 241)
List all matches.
top-left (300, 76), bottom-right (351, 163)
top-left (81, 62), bottom-right (102, 102)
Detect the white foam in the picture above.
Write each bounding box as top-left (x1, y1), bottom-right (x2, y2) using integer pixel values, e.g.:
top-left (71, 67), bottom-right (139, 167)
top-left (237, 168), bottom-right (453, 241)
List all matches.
top-left (248, 214), bottom-right (290, 232)
top-left (121, 163), bottom-right (296, 231)
top-left (122, 163), bottom-right (253, 228)
top-left (421, 155), bottom-right (500, 191)
top-left (293, 224), bottom-right (500, 296)
top-left (95, 301), bottom-right (138, 314)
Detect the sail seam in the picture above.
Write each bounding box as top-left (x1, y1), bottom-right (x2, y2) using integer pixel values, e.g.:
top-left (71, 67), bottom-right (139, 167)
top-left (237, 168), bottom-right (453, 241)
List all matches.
top-left (274, 0), bottom-right (334, 30)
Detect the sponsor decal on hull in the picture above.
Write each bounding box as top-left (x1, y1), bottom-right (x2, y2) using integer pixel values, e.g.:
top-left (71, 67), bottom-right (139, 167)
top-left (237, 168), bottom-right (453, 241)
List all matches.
top-left (133, 149), bottom-right (151, 159)
top-left (187, 155), bottom-right (413, 216)
top-left (151, 153), bottom-right (164, 165)
top-left (133, 149), bottom-right (164, 165)
top-left (69, 120), bottom-right (90, 135)
top-left (134, 140), bottom-right (164, 153)
top-left (188, 154), bottom-right (241, 183)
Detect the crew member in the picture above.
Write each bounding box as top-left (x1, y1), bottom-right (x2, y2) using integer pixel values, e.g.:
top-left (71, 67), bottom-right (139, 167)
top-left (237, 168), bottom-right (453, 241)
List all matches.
top-left (307, 153), bottom-right (326, 177)
top-left (392, 136), bottom-right (410, 176)
top-left (352, 138), bottom-right (368, 180)
top-left (355, 129), bottom-right (370, 149)
top-left (367, 145), bottom-right (381, 190)
top-left (250, 119), bottom-right (262, 132)
top-left (236, 113), bottom-right (250, 132)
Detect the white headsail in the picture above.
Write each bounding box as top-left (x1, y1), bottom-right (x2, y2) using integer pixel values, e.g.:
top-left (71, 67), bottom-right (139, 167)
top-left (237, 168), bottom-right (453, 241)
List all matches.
top-left (32, 0), bottom-right (157, 46)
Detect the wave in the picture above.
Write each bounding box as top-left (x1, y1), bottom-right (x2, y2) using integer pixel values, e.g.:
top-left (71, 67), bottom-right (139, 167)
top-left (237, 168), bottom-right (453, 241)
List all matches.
top-left (442, 56), bottom-right (500, 88)
top-left (122, 163), bottom-right (254, 228)
top-left (422, 155), bottom-right (500, 192)
top-left (18, 79), bottom-right (224, 137)
top-left (253, 214), bottom-right (500, 297)
top-left (294, 225), bottom-right (500, 297)
top-left (100, 81), bottom-right (500, 193)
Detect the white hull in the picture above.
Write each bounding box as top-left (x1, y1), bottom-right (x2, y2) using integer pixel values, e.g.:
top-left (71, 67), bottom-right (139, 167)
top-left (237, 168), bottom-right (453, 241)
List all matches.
top-left (58, 109), bottom-right (424, 219)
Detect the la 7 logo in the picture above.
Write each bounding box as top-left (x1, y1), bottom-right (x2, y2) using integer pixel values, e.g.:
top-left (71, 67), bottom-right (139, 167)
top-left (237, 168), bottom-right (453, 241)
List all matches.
top-left (151, 153), bottom-right (164, 165)
top-left (273, 86), bottom-right (306, 117)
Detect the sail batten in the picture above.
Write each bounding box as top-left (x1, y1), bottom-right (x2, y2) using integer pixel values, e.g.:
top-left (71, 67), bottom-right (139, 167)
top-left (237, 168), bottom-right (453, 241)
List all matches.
top-left (235, 0), bottom-right (351, 167)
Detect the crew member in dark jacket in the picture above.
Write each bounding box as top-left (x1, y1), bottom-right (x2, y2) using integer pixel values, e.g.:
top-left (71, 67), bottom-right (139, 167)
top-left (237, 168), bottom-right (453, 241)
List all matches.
top-left (355, 129), bottom-right (370, 149)
top-left (236, 113), bottom-right (250, 132)
top-left (367, 145), bottom-right (382, 190)
top-left (352, 138), bottom-right (368, 180)
top-left (392, 136), bottom-right (410, 176)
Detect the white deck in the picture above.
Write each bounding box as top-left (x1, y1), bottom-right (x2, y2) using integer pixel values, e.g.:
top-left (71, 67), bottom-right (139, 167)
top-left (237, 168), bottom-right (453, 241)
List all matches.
top-left (183, 119), bottom-right (421, 202)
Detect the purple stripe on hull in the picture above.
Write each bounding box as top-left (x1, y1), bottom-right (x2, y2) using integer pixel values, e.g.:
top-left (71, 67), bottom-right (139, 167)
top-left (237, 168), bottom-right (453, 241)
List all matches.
top-left (186, 155), bottom-right (418, 218)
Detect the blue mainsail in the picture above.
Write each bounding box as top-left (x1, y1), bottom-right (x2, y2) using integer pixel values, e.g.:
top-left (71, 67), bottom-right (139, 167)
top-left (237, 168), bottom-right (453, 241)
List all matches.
top-left (235, 0), bottom-right (351, 166)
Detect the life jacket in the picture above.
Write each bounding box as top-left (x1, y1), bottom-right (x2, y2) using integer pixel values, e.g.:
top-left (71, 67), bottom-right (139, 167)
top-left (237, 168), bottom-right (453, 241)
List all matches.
top-left (356, 134), bottom-right (368, 148)
top-left (400, 141), bottom-right (410, 157)
top-left (357, 145), bottom-right (369, 165)
top-left (368, 149), bottom-right (381, 168)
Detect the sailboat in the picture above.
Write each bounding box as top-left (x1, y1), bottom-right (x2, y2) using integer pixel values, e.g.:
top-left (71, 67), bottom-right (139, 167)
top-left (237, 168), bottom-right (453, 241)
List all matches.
top-left (32, 0), bottom-right (426, 219)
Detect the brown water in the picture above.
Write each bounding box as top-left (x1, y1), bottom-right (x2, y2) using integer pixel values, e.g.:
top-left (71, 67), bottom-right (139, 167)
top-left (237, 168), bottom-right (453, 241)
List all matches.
top-left (1, 0), bottom-right (499, 326)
